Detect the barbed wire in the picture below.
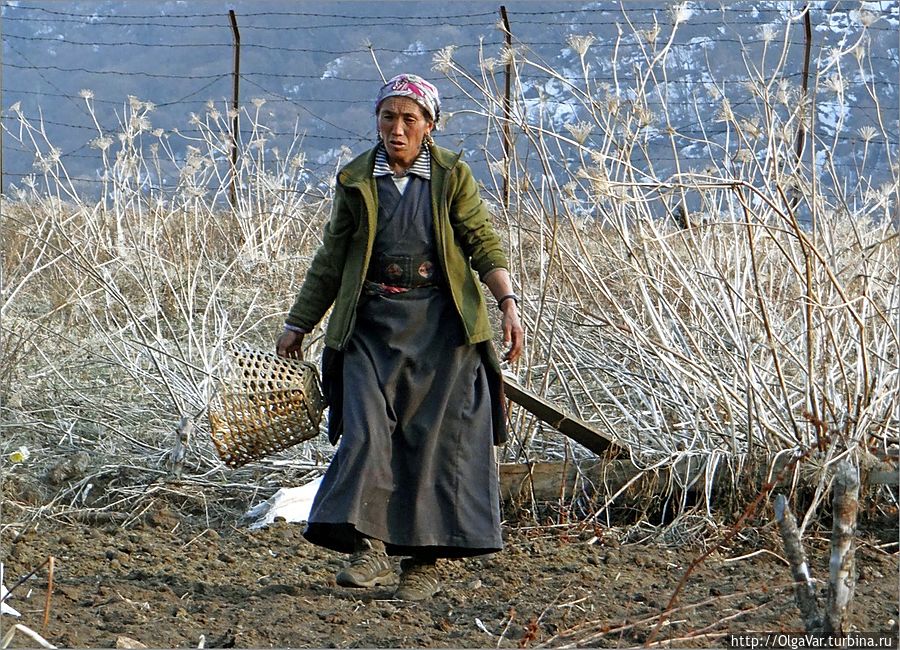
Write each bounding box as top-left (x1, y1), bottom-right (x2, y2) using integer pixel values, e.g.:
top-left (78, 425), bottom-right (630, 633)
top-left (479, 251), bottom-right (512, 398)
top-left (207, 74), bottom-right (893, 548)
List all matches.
top-left (4, 61), bottom-right (232, 80)
top-left (14, 16), bottom-right (894, 35)
top-left (1, 33), bottom-right (507, 55)
top-left (5, 4), bottom-right (498, 20)
top-left (1, 85), bottom-right (477, 108)
top-left (7, 104), bottom-right (896, 145)
top-left (3, 17), bottom-right (498, 30)
top-left (3, 41), bottom-right (95, 120)
top-left (5, 85), bottom-right (896, 134)
top-left (6, 116), bottom-right (897, 155)
top-left (7, 3), bottom-right (897, 31)
top-left (4, 2), bottom-right (898, 194)
top-left (6, 29), bottom-right (899, 62)
top-left (6, 59), bottom-right (899, 92)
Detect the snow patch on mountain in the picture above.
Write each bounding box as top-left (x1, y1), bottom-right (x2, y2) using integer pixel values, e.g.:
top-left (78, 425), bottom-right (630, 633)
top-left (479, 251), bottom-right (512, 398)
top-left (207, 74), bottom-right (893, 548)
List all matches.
top-left (322, 57), bottom-right (346, 80)
top-left (404, 41), bottom-right (427, 57)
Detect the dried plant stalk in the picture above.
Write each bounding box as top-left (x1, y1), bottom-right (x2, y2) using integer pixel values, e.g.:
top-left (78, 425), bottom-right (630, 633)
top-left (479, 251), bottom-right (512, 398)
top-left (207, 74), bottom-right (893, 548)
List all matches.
top-left (1, 624), bottom-right (56, 650)
top-left (42, 556), bottom-right (55, 632)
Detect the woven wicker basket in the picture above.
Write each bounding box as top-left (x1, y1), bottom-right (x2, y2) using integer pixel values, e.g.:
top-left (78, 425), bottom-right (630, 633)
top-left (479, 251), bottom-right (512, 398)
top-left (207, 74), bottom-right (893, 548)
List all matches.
top-left (209, 345), bottom-right (325, 468)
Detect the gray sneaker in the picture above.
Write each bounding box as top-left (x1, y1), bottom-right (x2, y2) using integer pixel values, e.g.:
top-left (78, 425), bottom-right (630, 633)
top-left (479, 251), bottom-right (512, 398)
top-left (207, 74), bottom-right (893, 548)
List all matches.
top-left (335, 538), bottom-right (396, 588)
top-left (394, 559), bottom-right (441, 601)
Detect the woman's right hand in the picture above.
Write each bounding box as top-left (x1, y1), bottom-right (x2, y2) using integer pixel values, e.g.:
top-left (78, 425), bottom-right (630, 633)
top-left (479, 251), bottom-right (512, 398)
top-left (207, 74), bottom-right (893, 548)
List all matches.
top-left (276, 330), bottom-right (305, 359)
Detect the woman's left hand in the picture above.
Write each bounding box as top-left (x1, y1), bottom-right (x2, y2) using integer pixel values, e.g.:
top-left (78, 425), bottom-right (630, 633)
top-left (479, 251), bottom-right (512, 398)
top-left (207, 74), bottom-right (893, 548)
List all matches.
top-left (500, 301), bottom-right (524, 363)
top-left (483, 269), bottom-right (525, 363)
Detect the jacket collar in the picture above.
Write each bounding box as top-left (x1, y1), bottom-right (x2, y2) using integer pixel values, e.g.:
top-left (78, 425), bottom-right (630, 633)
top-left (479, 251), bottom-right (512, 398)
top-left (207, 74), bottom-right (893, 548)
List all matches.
top-left (373, 143), bottom-right (431, 179)
top-left (339, 143), bottom-right (462, 188)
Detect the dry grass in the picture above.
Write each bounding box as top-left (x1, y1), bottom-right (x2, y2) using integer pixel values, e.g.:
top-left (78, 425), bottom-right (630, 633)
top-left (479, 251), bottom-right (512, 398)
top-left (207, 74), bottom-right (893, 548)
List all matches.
top-left (1, 12), bottom-right (897, 528)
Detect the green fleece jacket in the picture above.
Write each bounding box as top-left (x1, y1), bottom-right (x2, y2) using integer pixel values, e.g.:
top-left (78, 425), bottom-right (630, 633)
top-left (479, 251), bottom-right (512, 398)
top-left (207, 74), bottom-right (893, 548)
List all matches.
top-left (285, 144), bottom-right (509, 351)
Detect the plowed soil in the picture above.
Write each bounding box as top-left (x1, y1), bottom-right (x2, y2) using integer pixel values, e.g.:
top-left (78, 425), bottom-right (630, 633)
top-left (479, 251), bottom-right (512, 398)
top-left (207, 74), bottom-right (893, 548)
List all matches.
top-left (1, 488), bottom-right (898, 648)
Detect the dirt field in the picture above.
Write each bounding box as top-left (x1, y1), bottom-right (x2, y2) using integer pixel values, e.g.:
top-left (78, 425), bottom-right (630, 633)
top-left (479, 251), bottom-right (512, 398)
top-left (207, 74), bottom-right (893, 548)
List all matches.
top-left (1, 485), bottom-right (897, 649)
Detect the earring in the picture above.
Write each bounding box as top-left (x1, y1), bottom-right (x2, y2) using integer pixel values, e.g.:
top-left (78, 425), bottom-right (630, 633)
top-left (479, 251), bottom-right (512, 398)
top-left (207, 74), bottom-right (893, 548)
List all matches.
top-left (424, 133), bottom-right (434, 146)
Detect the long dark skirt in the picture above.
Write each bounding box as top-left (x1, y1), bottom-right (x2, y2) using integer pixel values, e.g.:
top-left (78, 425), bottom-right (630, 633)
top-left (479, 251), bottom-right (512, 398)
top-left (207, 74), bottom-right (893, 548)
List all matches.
top-left (304, 286), bottom-right (502, 558)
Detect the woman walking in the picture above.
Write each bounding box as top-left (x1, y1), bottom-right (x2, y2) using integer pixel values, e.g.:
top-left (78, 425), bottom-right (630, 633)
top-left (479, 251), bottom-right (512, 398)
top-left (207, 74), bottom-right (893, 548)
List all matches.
top-left (276, 73), bottom-right (524, 601)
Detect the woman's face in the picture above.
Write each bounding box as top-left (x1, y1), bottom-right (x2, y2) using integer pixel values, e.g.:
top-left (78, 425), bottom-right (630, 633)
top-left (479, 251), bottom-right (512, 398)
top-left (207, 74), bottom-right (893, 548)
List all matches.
top-left (377, 96), bottom-right (434, 169)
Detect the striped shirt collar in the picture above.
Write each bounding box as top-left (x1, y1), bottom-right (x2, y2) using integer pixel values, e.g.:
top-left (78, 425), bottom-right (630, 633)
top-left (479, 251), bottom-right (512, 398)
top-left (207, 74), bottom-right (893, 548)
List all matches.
top-left (373, 144), bottom-right (431, 180)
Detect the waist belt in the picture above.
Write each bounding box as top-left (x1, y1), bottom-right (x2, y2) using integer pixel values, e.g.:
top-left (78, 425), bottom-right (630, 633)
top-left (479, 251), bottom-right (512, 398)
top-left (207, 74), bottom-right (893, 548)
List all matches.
top-left (366, 254), bottom-right (442, 288)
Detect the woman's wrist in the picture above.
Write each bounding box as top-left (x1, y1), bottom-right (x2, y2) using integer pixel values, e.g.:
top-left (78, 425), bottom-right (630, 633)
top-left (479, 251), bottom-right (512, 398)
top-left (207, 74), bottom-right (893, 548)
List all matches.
top-left (497, 293), bottom-right (518, 311)
top-left (283, 323), bottom-right (309, 334)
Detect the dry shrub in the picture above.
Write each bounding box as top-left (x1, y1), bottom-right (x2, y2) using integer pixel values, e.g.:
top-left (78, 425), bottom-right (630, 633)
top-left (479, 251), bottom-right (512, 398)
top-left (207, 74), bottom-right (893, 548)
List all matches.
top-left (1, 10), bottom-right (897, 526)
top-left (437, 11), bottom-right (899, 522)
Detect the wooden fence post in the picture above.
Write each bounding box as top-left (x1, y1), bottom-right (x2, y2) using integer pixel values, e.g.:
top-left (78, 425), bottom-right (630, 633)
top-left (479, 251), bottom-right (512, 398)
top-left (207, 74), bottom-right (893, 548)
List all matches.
top-left (229, 10), bottom-right (241, 212)
top-left (794, 4), bottom-right (813, 162)
top-left (499, 5), bottom-right (512, 212)
top-left (791, 4), bottom-right (812, 213)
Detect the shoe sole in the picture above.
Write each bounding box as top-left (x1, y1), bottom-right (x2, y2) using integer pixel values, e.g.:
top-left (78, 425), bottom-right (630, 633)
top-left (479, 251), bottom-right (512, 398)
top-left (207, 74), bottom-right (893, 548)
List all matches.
top-left (335, 571), bottom-right (397, 588)
top-left (394, 584), bottom-right (442, 601)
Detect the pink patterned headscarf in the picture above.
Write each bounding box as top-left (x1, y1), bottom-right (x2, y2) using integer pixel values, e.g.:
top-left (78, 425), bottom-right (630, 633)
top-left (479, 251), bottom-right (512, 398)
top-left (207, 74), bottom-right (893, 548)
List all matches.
top-left (375, 73), bottom-right (441, 126)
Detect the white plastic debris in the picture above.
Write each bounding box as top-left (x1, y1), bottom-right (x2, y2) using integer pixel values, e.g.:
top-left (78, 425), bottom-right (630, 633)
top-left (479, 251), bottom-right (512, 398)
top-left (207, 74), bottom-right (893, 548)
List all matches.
top-left (244, 476), bottom-right (323, 529)
top-left (1, 584), bottom-right (21, 618)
